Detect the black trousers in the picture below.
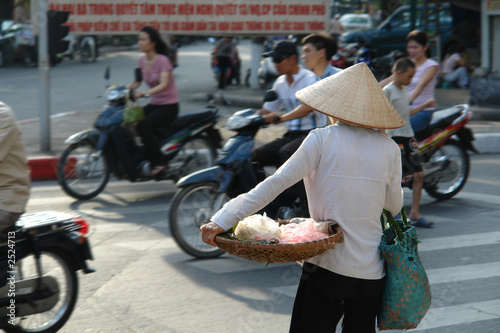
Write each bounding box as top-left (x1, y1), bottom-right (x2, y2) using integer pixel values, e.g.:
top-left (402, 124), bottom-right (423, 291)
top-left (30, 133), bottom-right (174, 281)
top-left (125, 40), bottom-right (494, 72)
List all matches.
top-left (136, 103), bottom-right (179, 167)
top-left (216, 55), bottom-right (232, 89)
top-left (290, 263), bottom-right (384, 333)
top-left (252, 131), bottom-right (309, 218)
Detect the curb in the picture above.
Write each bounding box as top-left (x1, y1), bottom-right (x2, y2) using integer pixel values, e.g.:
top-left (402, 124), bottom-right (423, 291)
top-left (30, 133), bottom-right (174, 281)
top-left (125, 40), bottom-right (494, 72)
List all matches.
top-left (28, 156), bottom-right (59, 180)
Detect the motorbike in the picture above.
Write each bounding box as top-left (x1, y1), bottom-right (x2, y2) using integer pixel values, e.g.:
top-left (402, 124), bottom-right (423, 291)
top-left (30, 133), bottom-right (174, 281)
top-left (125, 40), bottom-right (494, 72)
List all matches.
top-left (0, 211), bottom-right (94, 332)
top-left (353, 46), bottom-right (405, 81)
top-left (63, 35), bottom-right (97, 63)
top-left (168, 91), bottom-right (309, 258)
top-left (330, 42), bottom-right (359, 69)
top-left (401, 104), bottom-right (476, 200)
top-left (57, 67), bottom-right (222, 200)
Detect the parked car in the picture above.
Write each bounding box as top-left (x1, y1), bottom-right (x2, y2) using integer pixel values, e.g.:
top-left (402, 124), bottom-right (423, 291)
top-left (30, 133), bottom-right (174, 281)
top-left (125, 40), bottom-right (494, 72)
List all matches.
top-left (340, 3), bottom-right (459, 60)
top-left (340, 13), bottom-right (378, 33)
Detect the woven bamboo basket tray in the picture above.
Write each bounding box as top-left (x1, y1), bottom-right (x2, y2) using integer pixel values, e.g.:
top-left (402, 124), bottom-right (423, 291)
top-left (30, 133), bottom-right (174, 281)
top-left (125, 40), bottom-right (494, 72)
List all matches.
top-left (214, 221), bottom-right (343, 264)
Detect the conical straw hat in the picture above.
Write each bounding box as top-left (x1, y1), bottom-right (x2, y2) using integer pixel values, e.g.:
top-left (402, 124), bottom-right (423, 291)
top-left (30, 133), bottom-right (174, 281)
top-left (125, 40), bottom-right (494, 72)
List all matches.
top-left (296, 62), bottom-right (404, 129)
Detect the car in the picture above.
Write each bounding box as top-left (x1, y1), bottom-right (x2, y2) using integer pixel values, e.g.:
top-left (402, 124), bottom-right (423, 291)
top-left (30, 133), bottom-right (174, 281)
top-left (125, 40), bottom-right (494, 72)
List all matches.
top-left (340, 3), bottom-right (459, 59)
top-left (340, 13), bottom-right (378, 33)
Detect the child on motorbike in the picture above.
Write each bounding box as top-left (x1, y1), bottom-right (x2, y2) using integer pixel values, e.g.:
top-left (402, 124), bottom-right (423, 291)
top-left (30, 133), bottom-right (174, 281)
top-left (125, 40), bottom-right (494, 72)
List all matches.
top-left (128, 26), bottom-right (180, 176)
top-left (383, 57), bottom-right (436, 228)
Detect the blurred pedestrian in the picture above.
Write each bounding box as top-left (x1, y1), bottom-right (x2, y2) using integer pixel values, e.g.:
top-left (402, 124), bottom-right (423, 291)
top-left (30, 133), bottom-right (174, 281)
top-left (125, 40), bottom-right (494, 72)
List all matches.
top-left (128, 26), bottom-right (180, 176)
top-left (329, 14), bottom-right (344, 43)
top-left (212, 37), bottom-right (238, 89)
top-left (201, 63), bottom-right (405, 332)
top-left (0, 102), bottom-right (30, 234)
top-left (441, 46), bottom-right (470, 89)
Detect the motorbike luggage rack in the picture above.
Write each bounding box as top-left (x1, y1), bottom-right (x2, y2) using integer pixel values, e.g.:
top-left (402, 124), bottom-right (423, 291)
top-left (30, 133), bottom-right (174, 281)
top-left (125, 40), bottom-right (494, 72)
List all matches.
top-left (15, 211), bottom-right (78, 232)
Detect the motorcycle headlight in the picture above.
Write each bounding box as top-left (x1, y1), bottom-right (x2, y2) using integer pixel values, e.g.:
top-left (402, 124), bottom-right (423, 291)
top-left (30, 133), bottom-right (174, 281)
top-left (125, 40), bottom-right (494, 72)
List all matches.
top-left (106, 85), bottom-right (127, 101)
top-left (225, 109), bottom-right (259, 130)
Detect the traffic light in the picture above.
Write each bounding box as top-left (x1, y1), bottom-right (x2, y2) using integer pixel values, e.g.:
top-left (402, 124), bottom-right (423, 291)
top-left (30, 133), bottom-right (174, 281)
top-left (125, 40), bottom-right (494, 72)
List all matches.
top-left (47, 10), bottom-right (70, 55)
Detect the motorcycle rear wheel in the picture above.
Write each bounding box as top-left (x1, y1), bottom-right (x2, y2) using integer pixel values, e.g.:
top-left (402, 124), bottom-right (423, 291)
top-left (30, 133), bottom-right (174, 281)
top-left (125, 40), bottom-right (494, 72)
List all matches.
top-left (168, 137), bottom-right (217, 180)
top-left (424, 139), bottom-right (470, 200)
top-left (169, 182), bottom-right (227, 258)
top-left (57, 140), bottom-right (110, 200)
top-left (3, 249), bottom-right (78, 333)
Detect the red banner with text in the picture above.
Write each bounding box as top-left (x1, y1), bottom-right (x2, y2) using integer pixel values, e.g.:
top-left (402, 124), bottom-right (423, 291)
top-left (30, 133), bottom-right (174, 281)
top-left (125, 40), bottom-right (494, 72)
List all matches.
top-left (49, 0), bottom-right (330, 35)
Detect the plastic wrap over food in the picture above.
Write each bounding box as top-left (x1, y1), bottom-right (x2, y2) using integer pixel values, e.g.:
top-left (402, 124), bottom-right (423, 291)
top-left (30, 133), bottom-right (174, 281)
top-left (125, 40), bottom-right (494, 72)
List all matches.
top-left (234, 213), bottom-right (281, 241)
top-left (279, 219), bottom-right (329, 244)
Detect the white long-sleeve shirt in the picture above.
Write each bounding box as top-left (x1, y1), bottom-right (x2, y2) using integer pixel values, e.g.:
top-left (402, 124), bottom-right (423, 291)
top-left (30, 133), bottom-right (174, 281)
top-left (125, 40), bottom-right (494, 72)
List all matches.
top-left (211, 122), bottom-right (403, 280)
top-left (263, 67), bottom-right (328, 131)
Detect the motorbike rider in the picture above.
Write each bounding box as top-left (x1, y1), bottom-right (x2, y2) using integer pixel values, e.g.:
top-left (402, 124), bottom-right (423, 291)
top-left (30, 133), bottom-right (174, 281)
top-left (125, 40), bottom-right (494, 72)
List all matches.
top-left (251, 40), bottom-right (328, 217)
top-left (128, 26), bottom-right (180, 176)
top-left (256, 35), bottom-right (341, 217)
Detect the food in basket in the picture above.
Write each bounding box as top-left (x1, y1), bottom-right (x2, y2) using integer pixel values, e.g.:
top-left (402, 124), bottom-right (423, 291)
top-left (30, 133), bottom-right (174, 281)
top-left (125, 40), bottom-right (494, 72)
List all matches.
top-left (234, 213), bottom-right (281, 241)
top-left (233, 214), bottom-right (330, 244)
top-left (280, 219), bottom-right (329, 244)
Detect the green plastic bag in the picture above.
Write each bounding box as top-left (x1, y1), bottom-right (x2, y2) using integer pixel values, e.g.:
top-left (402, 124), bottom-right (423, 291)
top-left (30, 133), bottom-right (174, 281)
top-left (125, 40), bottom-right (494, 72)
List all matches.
top-left (377, 208), bottom-right (431, 330)
top-left (123, 103), bottom-right (144, 123)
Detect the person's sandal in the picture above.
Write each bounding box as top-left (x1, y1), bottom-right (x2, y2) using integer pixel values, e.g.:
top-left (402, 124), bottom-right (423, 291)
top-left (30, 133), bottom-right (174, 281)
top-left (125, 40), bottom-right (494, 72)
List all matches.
top-left (411, 217), bottom-right (434, 228)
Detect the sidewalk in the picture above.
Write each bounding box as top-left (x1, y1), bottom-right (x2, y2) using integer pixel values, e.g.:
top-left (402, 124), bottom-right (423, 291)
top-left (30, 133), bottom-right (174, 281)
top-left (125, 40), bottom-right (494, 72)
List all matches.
top-left (20, 85), bottom-right (500, 180)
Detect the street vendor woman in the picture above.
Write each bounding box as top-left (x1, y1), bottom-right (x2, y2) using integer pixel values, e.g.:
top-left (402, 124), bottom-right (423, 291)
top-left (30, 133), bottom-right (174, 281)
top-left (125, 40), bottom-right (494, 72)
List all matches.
top-left (200, 62), bottom-right (405, 332)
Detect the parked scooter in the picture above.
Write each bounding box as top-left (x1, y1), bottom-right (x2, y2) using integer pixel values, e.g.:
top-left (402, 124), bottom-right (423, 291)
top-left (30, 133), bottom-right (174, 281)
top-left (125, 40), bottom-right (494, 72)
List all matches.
top-left (401, 104), bottom-right (476, 200)
top-left (0, 211), bottom-right (94, 332)
top-left (331, 42), bottom-right (359, 69)
top-left (57, 67), bottom-right (222, 200)
top-left (169, 91), bottom-right (308, 258)
top-left (355, 46), bottom-right (405, 80)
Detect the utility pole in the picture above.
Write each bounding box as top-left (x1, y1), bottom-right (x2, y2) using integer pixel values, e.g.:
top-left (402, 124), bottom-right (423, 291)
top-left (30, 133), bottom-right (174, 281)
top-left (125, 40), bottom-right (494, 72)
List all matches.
top-left (38, 0), bottom-right (51, 152)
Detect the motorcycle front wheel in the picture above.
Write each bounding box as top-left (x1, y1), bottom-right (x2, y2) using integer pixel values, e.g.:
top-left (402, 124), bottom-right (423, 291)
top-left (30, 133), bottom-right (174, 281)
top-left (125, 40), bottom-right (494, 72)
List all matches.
top-left (3, 249), bottom-right (78, 333)
top-left (169, 137), bottom-right (217, 180)
top-left (424, 139), bottom-right (470, 200)
top-left (169, 182), bottom-right (227, 258)
top-left (57, 140), bottom-right (110, 200)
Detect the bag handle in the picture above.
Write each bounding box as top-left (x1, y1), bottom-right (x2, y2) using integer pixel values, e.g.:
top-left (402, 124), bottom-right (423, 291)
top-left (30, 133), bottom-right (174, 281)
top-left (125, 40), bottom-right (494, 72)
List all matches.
top-left (381, 207), bottom-right (409, 242)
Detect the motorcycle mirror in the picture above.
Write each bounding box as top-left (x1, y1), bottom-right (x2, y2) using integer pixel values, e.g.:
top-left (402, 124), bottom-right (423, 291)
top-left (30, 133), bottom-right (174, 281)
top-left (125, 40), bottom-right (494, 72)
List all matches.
top-left (263, 90), bottom-right (278, 103)
top-left (104, 65), bottom-right (110, 80)
top-left (134, 68), bottom-right (142, 82)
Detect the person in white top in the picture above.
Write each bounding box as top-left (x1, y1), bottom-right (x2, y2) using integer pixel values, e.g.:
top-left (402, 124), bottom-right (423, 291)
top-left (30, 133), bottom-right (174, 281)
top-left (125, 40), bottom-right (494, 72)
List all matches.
top-left (201, 63), bottom-right (404, 332)
top-left (441, 46), bottom-right (470, 88)
top-left (329, 13), bottom-right (344, 41)
top-left (384, 57), bottom-right (436, 228)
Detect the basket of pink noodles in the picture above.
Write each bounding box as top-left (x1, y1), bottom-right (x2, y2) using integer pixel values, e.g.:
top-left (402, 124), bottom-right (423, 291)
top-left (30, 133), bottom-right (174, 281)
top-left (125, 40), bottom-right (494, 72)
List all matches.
top-left (214, 214), bottom-right (344, 264)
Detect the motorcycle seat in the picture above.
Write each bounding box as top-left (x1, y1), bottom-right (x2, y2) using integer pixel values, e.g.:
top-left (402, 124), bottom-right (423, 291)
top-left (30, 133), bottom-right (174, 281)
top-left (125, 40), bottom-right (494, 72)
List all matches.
top-left (414, 107), bottom-right (462, 141)
top-left (168, 109), bottom-right (216, 128)
top-left (155, 108), bottom-right (218, 138)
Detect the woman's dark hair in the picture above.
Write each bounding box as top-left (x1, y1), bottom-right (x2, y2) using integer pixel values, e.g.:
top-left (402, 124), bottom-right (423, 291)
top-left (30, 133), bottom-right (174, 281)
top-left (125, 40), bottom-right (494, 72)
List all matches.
top-left (140, 26), bottom-right (170, 57)
top-left (406, 30), bottom-right (432, 58)
top-left (301, 32), bottom-right (338, 61)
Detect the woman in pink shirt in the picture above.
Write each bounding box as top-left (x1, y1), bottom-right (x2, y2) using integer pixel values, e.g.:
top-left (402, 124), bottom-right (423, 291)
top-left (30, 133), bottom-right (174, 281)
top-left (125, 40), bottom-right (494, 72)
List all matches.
top-left (129, 26), bottom-right (180, 175)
